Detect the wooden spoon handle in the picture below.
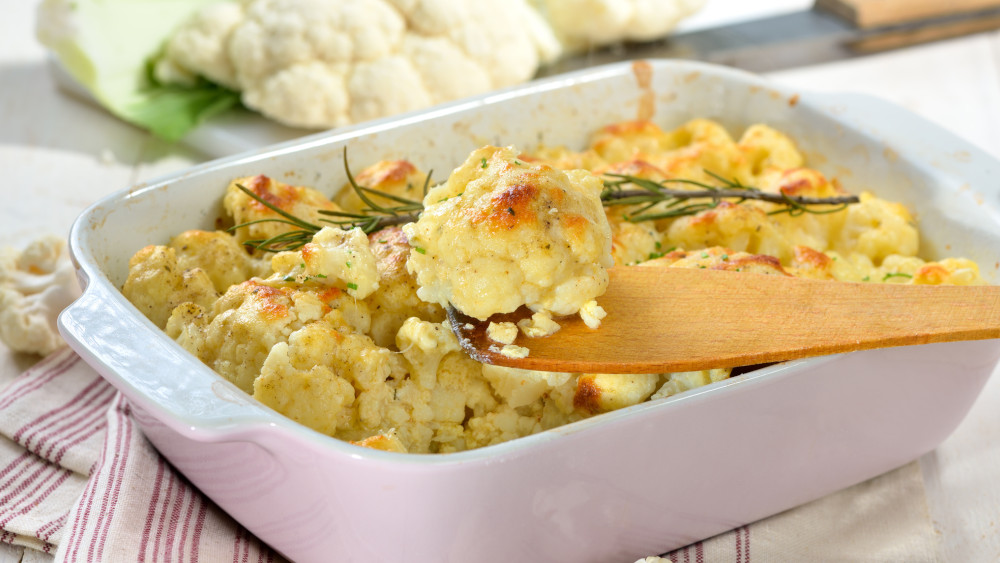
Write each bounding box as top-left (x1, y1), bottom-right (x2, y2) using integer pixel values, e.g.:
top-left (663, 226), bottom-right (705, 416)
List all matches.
top-left (455, 267), bottom-right (1000, 374)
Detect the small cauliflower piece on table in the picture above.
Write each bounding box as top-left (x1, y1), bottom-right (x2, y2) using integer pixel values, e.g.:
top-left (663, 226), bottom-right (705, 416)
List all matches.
top-left (403, 145), bottom-right (614, 322)
top-left (0, 236), bottom-right (81, 355)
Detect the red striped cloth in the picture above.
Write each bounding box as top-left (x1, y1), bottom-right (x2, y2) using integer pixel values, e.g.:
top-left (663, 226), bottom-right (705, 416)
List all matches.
top-left (0, 348), bottom-right (279, 562)
top-left (0, 347), bottom-right (941, 562)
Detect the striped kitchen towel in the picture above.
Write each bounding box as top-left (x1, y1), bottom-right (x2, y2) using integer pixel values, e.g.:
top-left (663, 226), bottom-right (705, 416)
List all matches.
top-left (0, 347), bottom-right (942, 562)
top-left (0, 348), bottom-right (279, 562)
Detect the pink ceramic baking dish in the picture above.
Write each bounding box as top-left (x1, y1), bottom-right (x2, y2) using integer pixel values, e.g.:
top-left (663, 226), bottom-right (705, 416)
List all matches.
top-left (59, 60), bottom-right (1000, 562)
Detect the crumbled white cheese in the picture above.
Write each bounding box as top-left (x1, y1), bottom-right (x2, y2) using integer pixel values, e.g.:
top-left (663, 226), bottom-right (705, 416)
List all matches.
top-left (486, 321), bottom-right (518, 345)
top-left (517, 310), bottom-right (561, 338)
top-left (499, 344), bottom-right (530, 359)
top-left (579, 300), bottom-right (606, 329)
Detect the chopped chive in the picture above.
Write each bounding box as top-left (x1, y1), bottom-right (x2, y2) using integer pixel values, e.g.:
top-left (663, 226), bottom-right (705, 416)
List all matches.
top-left (414, 247), bottom-right (427, 254)
top-left (882, 272), bottom-right (913, 281)
top-left (480, 158), bottom-right (487, 168)
top-left (316, 274), bottom-right (328, 278)
top-left (347, 282), bottom-right (358, 290)
top-left (346, 261), bottom-right (352, 268)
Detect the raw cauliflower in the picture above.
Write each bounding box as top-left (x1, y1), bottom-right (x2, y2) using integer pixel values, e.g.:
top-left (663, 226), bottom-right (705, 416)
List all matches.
top-left (531, 0), bottom-right (705, 51)
top-left (158, 0), bottom-right (562, 129)
top-left (0, 236), bottom-right (81, 356)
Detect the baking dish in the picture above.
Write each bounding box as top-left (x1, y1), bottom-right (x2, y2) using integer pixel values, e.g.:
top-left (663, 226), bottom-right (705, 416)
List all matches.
top-left (58, 59), bottom-right (1000, 562)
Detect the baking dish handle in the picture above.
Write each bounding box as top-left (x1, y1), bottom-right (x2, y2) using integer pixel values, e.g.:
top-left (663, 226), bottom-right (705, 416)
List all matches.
top-left (57, 281), bottom-right (273, 433)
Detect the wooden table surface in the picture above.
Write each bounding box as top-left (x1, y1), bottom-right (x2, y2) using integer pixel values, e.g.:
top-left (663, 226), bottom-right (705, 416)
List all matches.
top-left (2, 0), bottom-right (999, 561)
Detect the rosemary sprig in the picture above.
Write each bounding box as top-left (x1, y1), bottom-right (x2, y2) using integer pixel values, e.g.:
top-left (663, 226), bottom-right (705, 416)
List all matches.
top-left (316, 147), bottom-right (427, 233)
top-left (231, 151), bottom-right (860, 252)
top-left (229, 184), bottom-right (324, 252)
top-left (601, 172), bottom-right (860, 222)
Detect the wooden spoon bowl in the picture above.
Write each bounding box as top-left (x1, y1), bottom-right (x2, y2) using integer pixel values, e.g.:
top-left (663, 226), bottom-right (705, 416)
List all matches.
top-left (448, 267), bottom-right (1000, 373)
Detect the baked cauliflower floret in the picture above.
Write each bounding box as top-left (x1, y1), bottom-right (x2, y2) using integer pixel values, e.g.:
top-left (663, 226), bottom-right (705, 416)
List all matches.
top-left (481, 365), bottom-right (571, 409)
top-left (168, 230), bottom-right (268, 292)
top-left (224, 174), bottom-right (342, 249)
top-left (651, 369), bottom-right (731, 401)
top-left (396, 318), bottom-right (461, 389)
top-left (877, 255), bottom-right (985, 286)
top-left (122, 244), bottom-right (218, 328)
top-left (366, 227), bottom-right (445, 348)
top-left (160, 0), bottom-right (560, 129)
top-left (832, 192), bottom-right (918, 263)
top-left (573, 373), bottom-right (660, 414)
top-left (334, 159), bottom-right (430, 214)
top-left (665, 202), bottom-right (792, 262)
top-left (253, 322), bottom-right (364, 436)
top-left (737, 124), bottom-right (805, 180)
top-left (403, 145), bottom-right (614, 321)
top-left (641, 247), bottom-right (791, 276)
top-left (270, 226), bottom-right (379, 298)
top-left (166, 280), bottom-right (334, 393)
top-left (0, 236), bottom-right (81, 355)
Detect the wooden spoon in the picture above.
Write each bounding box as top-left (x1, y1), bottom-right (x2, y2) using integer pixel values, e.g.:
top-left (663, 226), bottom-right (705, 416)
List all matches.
top-left (447, 267), bottom-right (1000, 373)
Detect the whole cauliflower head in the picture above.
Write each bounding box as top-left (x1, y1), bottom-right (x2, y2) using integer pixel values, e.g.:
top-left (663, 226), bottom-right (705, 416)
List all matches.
top-left (160, 0), bottom-right (561, 129)
top-left (403, 145), bottom-right (613, 321)
top-left (531, 0), bottom-right (705, 51)
top-left (0, 236), bottom-right (82, 356)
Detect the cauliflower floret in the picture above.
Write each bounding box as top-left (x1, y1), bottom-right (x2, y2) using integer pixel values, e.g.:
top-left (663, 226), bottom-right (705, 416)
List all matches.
top-left (365, 226), bottom-right (445, 348)
top-left (161, 0), bottom-right (561, 129)
top-left (166, 280), bottom-right (341, 392)
top-left (0, 236), bottom-right (81, 356)
top-left (404, 145), bottom-right (613, 321)
top-left (155, 1), bottom-right (244, 90)
top-left (665, 202), bottom-right (792, 262)
top-left (481, 365), bottom-right (571, 408)
top-left (574, 373), bottom-right (659, 414)
top-left (270, 226), bottom-right (379, 299)
top-left (532, 0), bottom-right (704, 51)
top-left (833, 192), bottom-right (919, 263)
top-left (651, 369), bottom-right (730, 400)
top-left (168, 229), bottom-right (268, 292)
top-left (396, 317), bottom-right (461, 389)
top-left (122, 244), bottom-right (219, 329)
top-left (224, 174), bottom-right (342, 250)
top-left (253, 326), bottom-right (359, 436)
top-left (334, 159), bottom-right (430, 214)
